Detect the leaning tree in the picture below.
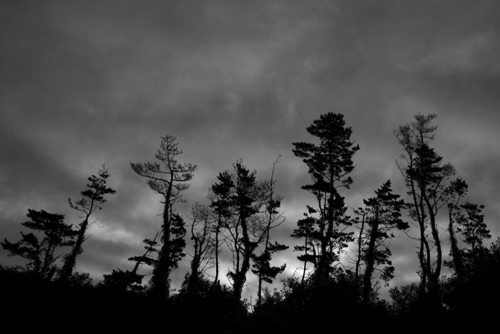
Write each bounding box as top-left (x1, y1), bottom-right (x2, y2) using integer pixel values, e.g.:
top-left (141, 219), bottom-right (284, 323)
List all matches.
top-left (60, 165), bottom-right (116, 282)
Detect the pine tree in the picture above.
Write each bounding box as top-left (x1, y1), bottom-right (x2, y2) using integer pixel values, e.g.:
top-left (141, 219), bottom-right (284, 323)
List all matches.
top-left (59, 165), bottom-right (116, 282)
top-left (226, 160), bottom-right (262, 300)
top-left (292, 112), bottom-right (359, 282)
top-left (354, 180), bottom-right (408, 304)
top-left (291, 208), bottom-right (317, 284)
top-left (129, 232), bottom-right (161, 275)
top-left (2, 209), bottom-right (76, 280)
top-left (395, 114), bottom-right (458, 308)
top-left (130, 135), bottom-right (195, 299)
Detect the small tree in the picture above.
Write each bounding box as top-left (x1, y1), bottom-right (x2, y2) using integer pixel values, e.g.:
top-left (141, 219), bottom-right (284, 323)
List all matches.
top-left (184, 203), bottom-right (214, 294)
top-left (130, 134), bottom-right (196, 299)
top-left (456, 202), bottom-right (490, 265)
top-left (208, 170), bottom-right (233, 289)
top-left (2, 209), bottom-right (76, 280)
top-left (252, 157), bottom-right (288, 308)
top-left (291, 209), bottom-right (316, 284)
top-left (129, 232), bottom-right (161, 276)
top-left (103, 231), bottom-right (163, 291)
top-left (100, 269), bottom-right (143, 292)
top-left (219, 160), bottom-right (270, 300)
top-left (59, 165), bottom-right (116, 282)
top-left (354, 180), bottom-right (408, 304)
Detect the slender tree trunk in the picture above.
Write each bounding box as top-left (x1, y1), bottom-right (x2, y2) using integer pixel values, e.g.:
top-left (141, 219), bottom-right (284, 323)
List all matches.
top-left (131, 260), bottom-right (140, 275)
top-left (233, 217), bottom-right (251, 300)
top-left (355, 214), bottom-right (366, 278)
top-left (60, 218), bottom-right (88, 282)
top-left (363, 213), bottom-right (379, 304)
top-left (424, 196), bottom-right (442, 310)
top-left (257, 164), bottom-right (278, 307)
top-left (45, 242), bottom-right (58, 279)
top-left (321, 174), bottom-right (336, 281)
top-left (256, 230), bottom-right (269, 307)
top-left (317, 194), bottom-right (331, 282)
top-left (232, 221), bottom-right (241, 294)
top-left (213, 213), bottom-right (221, 290)
top-left (33, 244), bottom-right (42, 276)
top-left (425, 198), bottom-right (442, 279)
top-left (412, 179), bottom-right (431, 299)
top-left (301, 234), bottom-right (308, 285)
top-left (41, 242), bottom-right (54, 279)
top-left (448, 208), bottom-right (464, 281)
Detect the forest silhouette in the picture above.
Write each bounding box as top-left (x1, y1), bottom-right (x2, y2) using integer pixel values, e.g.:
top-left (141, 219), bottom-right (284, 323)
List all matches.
top-left (1, 112), bottom-right (498, 333)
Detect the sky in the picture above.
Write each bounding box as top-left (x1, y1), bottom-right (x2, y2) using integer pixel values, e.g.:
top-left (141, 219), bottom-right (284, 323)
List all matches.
top-left (1, 0), bottom-right (500, 300)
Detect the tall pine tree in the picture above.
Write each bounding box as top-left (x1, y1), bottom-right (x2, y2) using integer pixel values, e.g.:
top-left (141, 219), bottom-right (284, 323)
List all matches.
top-left (130, 135), bottom-right (195, 299)
top-left (292, 112), bottom-right (359, 282)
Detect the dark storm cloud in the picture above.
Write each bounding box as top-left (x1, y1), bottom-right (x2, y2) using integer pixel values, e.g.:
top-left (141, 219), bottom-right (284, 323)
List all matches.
top-left (1, 0), bottom-right (499, 298)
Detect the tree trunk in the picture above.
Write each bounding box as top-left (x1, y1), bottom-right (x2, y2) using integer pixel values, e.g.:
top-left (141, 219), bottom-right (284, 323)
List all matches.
top-left (257, 230), bottom-right (269, 307)
top-left (213, 214), bottom-right (221, 290)
top-left (355, 214), bottom-right (366, 278)
top-left (448, 208), bottom-right (464, 281)
top-left (187, 251), bottom-right (201, 294)
top-left (41, 242), bottom-right (55, 279)
top-left (233, 217), bottom-right (251, 300)
top-left (425, 196), bottom-right (442, 310)
top-left (150, 201), bottom-right (172, 299)
top-left (363, 216), bottom-right (379, 304)
top-left (60, 218), bottom-right (88, 282)
top-left (301, 235), bottom-right (308, 285)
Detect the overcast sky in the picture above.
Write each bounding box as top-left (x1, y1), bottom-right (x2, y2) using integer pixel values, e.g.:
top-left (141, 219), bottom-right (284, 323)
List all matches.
top-left (1, 0), bottom-right (500, 299)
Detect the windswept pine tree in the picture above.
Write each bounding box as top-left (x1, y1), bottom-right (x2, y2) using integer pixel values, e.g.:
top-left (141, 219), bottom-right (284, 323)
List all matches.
top-left (292, 112), bottom-right (359, 282)
top-left (59, 165), bottom-right (116, 282)
top-left (130, 135), bottom-right (196, 299)
top-left (129, 232), bottom-right (161, 276)
top-left (2, 209), bottom-right (76, 280)
top-left (100, 231), bottom-right (162, 292)
top-left (394, 114), bottom-right (488, 311)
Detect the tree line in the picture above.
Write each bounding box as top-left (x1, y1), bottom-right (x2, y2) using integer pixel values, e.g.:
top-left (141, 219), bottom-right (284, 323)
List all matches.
top-left (1, 112), bottom-right (498, 332)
